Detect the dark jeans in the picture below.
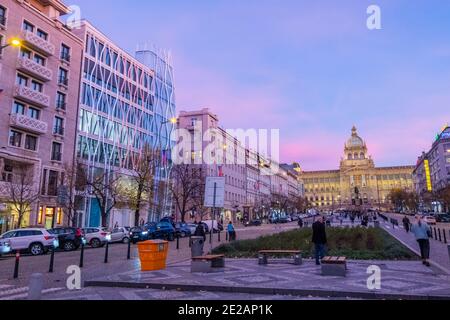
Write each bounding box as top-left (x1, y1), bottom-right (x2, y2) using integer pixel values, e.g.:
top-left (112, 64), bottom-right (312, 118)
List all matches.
top-left (228, 231), bottom-right (236, 241)
top-left (315, 243), bottom-right (327, 264)
top-left (417, 239), bottom-right (430, 260)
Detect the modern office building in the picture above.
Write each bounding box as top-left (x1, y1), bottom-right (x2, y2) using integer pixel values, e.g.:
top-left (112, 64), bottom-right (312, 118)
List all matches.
top-left (0, 0), bottom-right (83, 232)
top-left (72, 21), bottom-right (175, 227)
top-left (301, 127), bottom-right (414, 210)
top-left (135, 45), bottom-right (177, 221)
top-left (413, 125), bottom-right (450, 212)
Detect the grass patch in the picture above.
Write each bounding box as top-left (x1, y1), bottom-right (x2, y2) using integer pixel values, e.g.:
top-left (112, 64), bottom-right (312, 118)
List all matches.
top-left (213, 227), bottom-right (418, 260)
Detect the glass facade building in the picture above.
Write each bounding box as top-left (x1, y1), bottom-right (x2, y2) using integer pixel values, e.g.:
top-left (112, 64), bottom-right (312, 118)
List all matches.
top-left (73, 22), bottom-right (175, 227)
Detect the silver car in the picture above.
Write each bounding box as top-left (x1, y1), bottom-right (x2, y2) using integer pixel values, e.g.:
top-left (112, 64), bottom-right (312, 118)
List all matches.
top-left (0, 228), bottom-right (57, 256)
top-left (110, 227), bottom-right (130, 243)
top-left (0, 240), bottom-right (11, 256)
top-left (82, 227), bottom-right (111, 248)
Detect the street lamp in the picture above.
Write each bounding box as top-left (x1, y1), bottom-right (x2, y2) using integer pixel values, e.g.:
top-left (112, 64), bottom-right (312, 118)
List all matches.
top-left (1, 38), bottom-right (22, 50)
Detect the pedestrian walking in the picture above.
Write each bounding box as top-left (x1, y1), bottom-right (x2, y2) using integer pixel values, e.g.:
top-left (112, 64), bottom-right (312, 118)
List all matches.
top-left (227, 221), bottom-right (236, 241)
top-left (312, 216), bottom-right (327, 265)
top-left (411, 215), bottom-right (432, 267)
top-left (402, 215), bottom-right (411, 233)
top-left (298, 218), bottom-right (304, 228)
top-left (194, 223), bottom-right (206, 242)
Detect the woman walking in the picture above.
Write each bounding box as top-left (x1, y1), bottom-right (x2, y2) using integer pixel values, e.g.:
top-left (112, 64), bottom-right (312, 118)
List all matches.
top-left (411, 215), bottom-right (432, 267)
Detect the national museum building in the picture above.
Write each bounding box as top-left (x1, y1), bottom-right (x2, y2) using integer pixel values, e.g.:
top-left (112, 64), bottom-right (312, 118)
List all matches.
top-left (301, 127), bottom-right (415, 209)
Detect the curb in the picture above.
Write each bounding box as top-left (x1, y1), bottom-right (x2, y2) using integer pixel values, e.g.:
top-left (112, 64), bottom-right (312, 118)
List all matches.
top-left (381, 224), bottom-right (450, 275)
top-left (84, 280), bottom-right (450, 300)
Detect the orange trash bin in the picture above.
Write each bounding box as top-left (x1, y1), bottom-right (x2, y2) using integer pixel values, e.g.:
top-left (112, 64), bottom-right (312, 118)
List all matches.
top-left (137, 240), bottom-right (169, 271)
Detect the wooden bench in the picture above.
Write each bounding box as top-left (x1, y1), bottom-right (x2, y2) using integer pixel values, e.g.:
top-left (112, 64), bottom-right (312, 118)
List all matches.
top-left (191, 254), bottom-right (225, 273)
top-left (258, 250), bottom-right (302, 266)
top-left (321, 256), bottom-right (347, 277)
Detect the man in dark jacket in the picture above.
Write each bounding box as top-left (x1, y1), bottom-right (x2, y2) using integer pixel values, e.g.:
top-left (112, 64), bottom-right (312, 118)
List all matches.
top-left (312, 216), bottom-right (327, 265)
top-left (194, 223), bottom-right (206, 241)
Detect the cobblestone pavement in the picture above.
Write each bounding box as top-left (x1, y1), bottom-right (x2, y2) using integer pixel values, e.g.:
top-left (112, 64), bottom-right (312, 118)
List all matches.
top-left (48, 258), bottom-right (450, 300)
top-left (0, 222), bottom-right (299, 300)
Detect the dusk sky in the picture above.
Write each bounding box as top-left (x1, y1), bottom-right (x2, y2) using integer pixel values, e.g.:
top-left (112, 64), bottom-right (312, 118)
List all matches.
top-left (70, 0), bottom-right (450, 170)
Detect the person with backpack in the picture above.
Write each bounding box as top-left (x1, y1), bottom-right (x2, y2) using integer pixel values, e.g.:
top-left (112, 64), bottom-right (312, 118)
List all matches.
top-left (227, 221), bottom-right (236, 241)
top-left (411, 215), bottom-right (432, 267)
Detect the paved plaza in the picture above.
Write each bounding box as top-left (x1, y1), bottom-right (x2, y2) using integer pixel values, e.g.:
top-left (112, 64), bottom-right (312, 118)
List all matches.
top-left (45, 258), bottom-right (450, 300)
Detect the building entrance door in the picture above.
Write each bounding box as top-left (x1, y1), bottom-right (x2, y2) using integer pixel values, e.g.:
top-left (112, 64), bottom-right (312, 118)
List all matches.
top-left (44, 207), bottom-right (56, 229)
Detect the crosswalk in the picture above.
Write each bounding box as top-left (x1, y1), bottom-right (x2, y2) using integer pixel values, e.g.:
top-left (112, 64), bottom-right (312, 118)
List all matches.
top-left (0, 284), bottom-right (65, 300)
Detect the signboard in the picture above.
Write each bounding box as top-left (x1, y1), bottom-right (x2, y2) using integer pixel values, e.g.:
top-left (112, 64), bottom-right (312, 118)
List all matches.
top-left (204, 177), bottom-right (225, 208)
top-left (424, 160), bottom-right (433, 192)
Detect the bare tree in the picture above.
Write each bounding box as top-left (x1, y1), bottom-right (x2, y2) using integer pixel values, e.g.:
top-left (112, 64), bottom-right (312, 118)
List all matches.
top-left (126, 147), bottom-right (158, 226)
top-left (5, 162), bottom-right (39, 228)
top-left (83, 167), bottom-right (123, 227)
top-left (270, 192), bottom-right (290, 215)
top-left (59, 161), bottom-right (87, 227)
top-left (293, 195), bottom-right (310, 213)
top-left (169, 164), bottom-right (204, 223)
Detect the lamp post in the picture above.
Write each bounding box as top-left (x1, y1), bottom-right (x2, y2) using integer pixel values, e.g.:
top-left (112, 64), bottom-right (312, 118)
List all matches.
top-left (1, 38), bottom-right (22, 51)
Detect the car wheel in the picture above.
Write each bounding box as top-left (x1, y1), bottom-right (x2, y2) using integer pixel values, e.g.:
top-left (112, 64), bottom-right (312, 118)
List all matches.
top-left (63, 241), bottom-right (76, 252)
top-left (29, 243), bottom-right (44, 256)
top-left (122, 237), bottom-right (130, 244)
top-left (90, 238), bottom-right (101, 248)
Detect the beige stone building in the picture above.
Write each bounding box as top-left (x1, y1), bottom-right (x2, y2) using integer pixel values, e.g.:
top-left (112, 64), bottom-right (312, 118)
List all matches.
top-left (301, 127), bottom-right (414, 210)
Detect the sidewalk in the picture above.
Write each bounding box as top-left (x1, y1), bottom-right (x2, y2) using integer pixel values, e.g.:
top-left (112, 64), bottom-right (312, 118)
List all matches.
top-left (380, 217), bottom-right (450, 275)
top-left (77, 259), bottom-right (450, 300)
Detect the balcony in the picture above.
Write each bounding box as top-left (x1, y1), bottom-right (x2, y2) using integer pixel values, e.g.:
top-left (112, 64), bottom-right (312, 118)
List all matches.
top-left (0, 181), bottom-right (10, 197)
top-left (10, 113), bottom-right (48, 135)
top-left (22, 30), bottom-right (55, 56)
top-left (17, 57), bottom-right (53, 82)
top-left (14, 85), bottom-right (50, 108)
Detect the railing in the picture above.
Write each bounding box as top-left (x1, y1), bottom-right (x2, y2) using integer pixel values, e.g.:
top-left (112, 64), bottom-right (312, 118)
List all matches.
top-left (22, 30), bottom-right (55, 56)
top-left (60, 53), bottom-right (71, 63)
top-left (56, 101), bottom-right (66, 111)
top-left (10, 113), bottom-right (48, 135)
top-left (53, 126), bottom-right (64, 136)
top-left (58, 77), bottom-right (68, 86)
top-left (14, 85), bottom-right (50, 108)
top-left (17, 56), bottom-right (53, 82)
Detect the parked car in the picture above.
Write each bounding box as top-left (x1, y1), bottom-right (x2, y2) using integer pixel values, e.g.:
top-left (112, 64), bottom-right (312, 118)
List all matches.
top-left (423, 216), bottom-right (437, 225)
top-left (0, 240), bottom-right (11, 256)
top-left (129, 226), bottom-right (151, 244)
top-left (149, 222), bottom-right (176, 241)
top-left (48, 227), bottom-right (84, 251)
top-left (278, 217), bottom-right (290, 224)
top-left (174, 223), bottom-right (192, 238)
top-left (82, 227), bottom-right (111, 248)
top-left (244, 219), bottom-right (262, 227)
top-left (436, 215), bottom-right (450, 223)
top-left (110, 227), bottom-right (131, 243)
top-left (186, 223), bottom-right (198, 234)
top-left (0, 228), bottom-right (57, 256)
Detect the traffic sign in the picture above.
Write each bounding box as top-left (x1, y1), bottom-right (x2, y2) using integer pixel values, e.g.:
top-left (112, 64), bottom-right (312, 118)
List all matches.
top-left (204, 177), bottom-right (225, 208)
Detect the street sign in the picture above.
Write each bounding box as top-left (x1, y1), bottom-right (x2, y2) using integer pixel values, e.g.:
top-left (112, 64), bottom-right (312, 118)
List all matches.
top-left (204, 177), bottom-right (225, 208)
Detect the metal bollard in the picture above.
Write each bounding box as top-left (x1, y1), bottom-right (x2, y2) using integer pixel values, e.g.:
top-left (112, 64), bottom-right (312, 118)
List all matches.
top-left (104, 241), bottom-right (109, 264)
top-left (79, 242), bottom-right (85, 268)
top-left (48, 247), bottom-right (55, 273)
top-left (438, 229), bottom-right (442, 242)
top-left (218, 230), bottom-right (221, 242)
top-left (27, 273), bottom-right (43, 300)
top-left (176, 234), bottom-right (180, 250)
top-left (444, 231), bottom-right (447, 244)
top-left (127, 239), bottom-right (131, 260)
top-left (434, 228), bottom-right (438, 241)
top-left (188, 236), bottom-right (192, 248)
top-left (13, 251), bottom-right (20, 279)
top-left (226, 231), bottom-right (229, 242)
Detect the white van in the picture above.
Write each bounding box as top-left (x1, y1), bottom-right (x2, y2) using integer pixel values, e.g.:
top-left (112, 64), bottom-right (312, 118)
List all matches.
top-left (201, 220), bottom-right (223, 233)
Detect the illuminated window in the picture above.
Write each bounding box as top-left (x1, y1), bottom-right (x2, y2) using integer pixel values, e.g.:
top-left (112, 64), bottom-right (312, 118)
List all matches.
top-left (57, 208), bottom-right (63, 224)
top-left (38, 207), bottom-right (44, 224)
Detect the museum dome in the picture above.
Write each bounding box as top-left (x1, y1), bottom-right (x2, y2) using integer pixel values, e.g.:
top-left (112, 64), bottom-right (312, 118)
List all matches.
top-left (346, 126), bottom-right (365, 148)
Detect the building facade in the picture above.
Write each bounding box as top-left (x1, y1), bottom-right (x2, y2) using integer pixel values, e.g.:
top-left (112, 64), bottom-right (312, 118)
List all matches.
top-left (0, 0), bottom-right (82, 232)
top-left (301, 127), bottom-right (414, 210)
top-left (177, 108), bottom-right (303, 223)
top-left (72, 21), bottom-right (175, 227)
top-left (413, 125), bottom-right (450, 212)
